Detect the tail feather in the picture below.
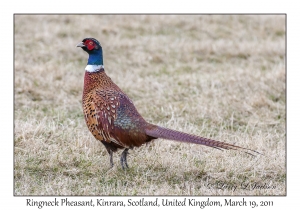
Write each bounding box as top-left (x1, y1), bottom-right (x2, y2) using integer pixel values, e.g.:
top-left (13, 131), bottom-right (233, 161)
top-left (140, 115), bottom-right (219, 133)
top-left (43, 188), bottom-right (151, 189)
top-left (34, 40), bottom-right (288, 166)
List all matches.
top-left (145, 125), bottom-right (261, 156)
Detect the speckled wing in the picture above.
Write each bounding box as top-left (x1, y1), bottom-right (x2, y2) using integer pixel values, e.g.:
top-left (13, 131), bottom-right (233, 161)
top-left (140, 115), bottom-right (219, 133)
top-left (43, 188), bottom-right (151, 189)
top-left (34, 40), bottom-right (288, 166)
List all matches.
top-left (94, 89), bottom-right (120, 141)
top-left (83, 88), bottom-right (124, 147)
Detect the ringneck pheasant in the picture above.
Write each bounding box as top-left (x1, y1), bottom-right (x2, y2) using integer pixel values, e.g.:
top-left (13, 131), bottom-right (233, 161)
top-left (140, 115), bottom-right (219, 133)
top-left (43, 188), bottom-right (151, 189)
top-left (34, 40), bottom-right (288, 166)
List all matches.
top-left (77, 38), bottom-right (260, 169)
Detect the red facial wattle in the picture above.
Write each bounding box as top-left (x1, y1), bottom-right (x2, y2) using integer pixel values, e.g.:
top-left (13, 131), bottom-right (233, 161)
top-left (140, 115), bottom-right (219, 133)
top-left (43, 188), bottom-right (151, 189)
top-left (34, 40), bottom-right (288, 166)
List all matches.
top-left (84, 40), bottom-right (95, 50)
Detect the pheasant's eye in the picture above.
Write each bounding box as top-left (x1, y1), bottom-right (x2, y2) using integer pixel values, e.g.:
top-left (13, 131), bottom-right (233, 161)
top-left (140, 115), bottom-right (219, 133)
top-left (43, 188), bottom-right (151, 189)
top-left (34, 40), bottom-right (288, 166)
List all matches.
top-left (89, 42), bottom-right (93, 45)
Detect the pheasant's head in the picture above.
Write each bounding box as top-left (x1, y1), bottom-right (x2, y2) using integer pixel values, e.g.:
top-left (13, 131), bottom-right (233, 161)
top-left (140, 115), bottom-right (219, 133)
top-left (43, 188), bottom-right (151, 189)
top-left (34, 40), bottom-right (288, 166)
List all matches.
top-left (77, 38), bottom-right (103, 65)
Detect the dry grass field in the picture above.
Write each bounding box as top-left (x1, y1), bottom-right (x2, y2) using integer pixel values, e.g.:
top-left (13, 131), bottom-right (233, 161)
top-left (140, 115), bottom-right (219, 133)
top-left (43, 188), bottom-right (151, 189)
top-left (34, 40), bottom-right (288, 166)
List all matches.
top-left (14, 15), bottom-right (285, 195)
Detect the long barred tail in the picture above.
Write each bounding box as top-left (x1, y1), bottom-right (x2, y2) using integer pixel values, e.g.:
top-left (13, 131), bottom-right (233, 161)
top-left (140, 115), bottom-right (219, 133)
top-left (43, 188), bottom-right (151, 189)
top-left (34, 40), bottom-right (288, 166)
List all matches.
top-left (145, 125), bottom-right (261, 156)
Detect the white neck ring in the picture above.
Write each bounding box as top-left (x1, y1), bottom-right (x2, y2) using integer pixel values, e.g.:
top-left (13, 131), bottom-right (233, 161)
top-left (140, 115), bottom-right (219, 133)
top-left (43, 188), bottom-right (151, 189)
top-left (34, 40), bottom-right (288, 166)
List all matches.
top-left (85, 65), bottom-right (104, 72)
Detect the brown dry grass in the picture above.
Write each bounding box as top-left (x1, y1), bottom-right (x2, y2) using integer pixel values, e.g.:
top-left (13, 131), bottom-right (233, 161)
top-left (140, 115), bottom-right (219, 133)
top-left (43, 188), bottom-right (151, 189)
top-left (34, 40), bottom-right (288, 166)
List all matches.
top-left (14, 15), bottom-right (285, 195)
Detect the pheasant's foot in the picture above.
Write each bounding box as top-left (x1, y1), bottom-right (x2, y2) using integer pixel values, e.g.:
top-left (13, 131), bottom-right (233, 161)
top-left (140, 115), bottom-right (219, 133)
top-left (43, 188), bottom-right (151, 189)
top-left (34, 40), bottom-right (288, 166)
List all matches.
top-left (109, 149), bottom-right (114, 168)
top-left (120, 148), bottom-right (129, 170)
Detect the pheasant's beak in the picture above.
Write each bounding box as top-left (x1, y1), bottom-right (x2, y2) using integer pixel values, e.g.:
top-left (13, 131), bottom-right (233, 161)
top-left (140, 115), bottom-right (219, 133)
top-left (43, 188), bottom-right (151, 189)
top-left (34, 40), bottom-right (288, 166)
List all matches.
top-left (76, 42), bottom-right (86, 47)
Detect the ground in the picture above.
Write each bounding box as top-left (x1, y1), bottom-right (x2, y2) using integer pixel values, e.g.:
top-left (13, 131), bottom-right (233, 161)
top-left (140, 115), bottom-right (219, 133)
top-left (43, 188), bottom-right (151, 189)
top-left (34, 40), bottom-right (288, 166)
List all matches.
top-left (14, 15), bottom-right (285, 195)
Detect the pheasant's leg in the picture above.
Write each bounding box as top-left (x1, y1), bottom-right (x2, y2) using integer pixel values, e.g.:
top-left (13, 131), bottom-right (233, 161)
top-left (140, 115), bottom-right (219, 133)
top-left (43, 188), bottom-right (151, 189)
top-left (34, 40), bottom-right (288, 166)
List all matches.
top-left (108, 149), bottom-right (114, 168)
top-left (120, 148), bottom-right (129, 170)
